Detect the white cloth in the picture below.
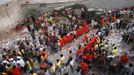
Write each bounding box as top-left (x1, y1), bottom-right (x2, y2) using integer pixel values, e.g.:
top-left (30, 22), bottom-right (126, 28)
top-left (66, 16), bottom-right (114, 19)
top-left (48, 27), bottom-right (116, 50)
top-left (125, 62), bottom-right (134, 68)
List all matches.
top-left (2, 60), bottom-right (9, 65)
top-left (132, 26), bottom-right (134, 31)
top-left (70, 59), bottom-right (74, 66)
top-left (91, 20), bottom-right (97, 26)
top-left (107, 55), bottom-right (115, 58)
top-left (13, 60), bottom-right (17, 66)
top-left (73, 31), bottom-right (76, 35)
top-left (45, 69), bottom-right (51, 75)
top-left (116, 19), bottom-right (120, 24)
top-left (40, 47), bottom-right (44, 51)
top-left (30, 24), bottom-right (34, 29)
top-left (9, 58), bottom-right (14, 61)
top-left (110, 23), bottom-right (114, 28)
top-left (41, 22), bottom-right (45, 27)
top-left (16, 56), bottom-right (25, 67)
top-left (15, 45), bottom-right (19, 51)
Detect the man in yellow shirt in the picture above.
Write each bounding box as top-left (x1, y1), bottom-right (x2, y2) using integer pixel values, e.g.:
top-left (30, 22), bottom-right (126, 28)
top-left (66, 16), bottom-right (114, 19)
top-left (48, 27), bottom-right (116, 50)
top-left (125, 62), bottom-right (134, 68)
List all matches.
top-left (112, 47), bottom-right (118, 57)
top-left (56, 59), bottom-right (61, 69)
top-left (60, 54), bottom-right (65, 65)
top-left (30, 70), bottom-right (37, 75)
top-left (50, 63), bottom-right (56, 75)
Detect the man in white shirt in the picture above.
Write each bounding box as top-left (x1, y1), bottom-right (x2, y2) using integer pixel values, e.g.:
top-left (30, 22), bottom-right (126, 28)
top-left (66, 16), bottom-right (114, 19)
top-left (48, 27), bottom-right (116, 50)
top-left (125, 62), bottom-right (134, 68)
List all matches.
top-left (1, 60), bottom-right (9, 65)
top-left (16, 56), bottom-right (25, 67)
top-left (116, 19), bottom-right (120, 29)
top-left (110, 22), bottom-right (115, 29)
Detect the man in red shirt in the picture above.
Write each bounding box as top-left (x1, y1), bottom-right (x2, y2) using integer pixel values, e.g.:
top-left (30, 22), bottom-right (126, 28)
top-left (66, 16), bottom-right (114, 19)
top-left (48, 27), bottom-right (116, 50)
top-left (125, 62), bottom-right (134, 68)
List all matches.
top-left (90, 43), bottom-right (95, 52)
top-left (35, 20), bottom-right (41, 29)
top-left (41, 49), bottom-right (47, 56)
top-left (112, 15), bottom-right (116, 22)
top-left (39, 16), bottom-right (45, 22)
top-left (88, 39), bottom-right (93, 49)
top-left (69, 33), bottom-right (74, 42)
top-left (82, 53), bottom-right (92, 64)
top-left (76, 45), bottom-right (83, 55)
top-left (83, 33), bottom-right (88, 42)
top-left (82, 20), bottom-right (88, 28)
top-left (83, 44), bottom-right (89, 53)
top-left (86, 53), bottom-right (92, 61)
top-left (59, 38), bottom-right (64, 49)
top-left (101, 17), bottom-right (105, 27)
top-left (120, 53), bottom-right (129, 64)
top-left (76, 45), bottom-right (83, 62)
top-left (10, 66), bottom-right (21, 75)
top-left (79, 61), bottom-right (89, 75)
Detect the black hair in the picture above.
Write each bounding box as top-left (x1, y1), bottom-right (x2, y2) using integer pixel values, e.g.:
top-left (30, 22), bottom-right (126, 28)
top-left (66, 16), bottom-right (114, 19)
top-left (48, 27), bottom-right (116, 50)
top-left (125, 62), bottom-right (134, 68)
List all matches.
top-left (57, 59), bottom-right (59, 62)
top-left (112, 44), bottom-right (115, 46)
top-left (69, 50), bottom-right (72, 54)
top-left (78, 45), bottom-right (81, 49)
top-left (63, 73), bottom-right (68, 75)
top-left (30, 70), bottom-right (34, 74)
top-left (60, 54), bottom-right (63, 57)
top-left (92, 73), bottom-right (95, 75)
top-left (129, 63), bottom-right (133, 67)
top-left (13, 66), bottom-right (16, 69)
top-left (43, 48), bottom-right (46, 51)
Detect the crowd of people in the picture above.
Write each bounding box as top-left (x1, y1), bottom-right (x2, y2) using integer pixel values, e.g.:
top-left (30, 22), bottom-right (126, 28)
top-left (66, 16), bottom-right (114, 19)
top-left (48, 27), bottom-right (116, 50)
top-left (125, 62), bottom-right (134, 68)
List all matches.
top-left (0, 5), bottom-right (134, 75)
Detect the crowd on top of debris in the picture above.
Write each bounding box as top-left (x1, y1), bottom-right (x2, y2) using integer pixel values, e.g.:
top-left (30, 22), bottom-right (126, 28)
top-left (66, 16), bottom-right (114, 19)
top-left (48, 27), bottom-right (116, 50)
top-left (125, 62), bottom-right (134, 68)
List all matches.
top-left (0, 5), bottom-right (134, 75)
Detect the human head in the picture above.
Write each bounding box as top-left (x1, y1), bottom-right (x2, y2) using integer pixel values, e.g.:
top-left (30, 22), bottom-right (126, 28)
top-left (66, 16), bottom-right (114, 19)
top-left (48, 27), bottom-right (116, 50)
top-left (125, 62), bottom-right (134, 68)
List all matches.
top-left (69, 50), bottom-right (72, 54)
top-left (60, 54), bottom-right (63, 57)
top-left (78, 45), bottom-right (81, 49)
top-left (92, 73), bottom-right (95, 75)
top-left (43, 48), bottom-right (46, 51)
top-left (112, 44), bottom-right (115, 46)
top-left (114, 47), bottom-right (117, 49)
top-left (57, 59), bottom-right (59, 62)
top-left (13, 66), bottom-right (16, 69)
top-left (30, 70), bottom-right (34, 74)
top-left (129, 63), bottom-right (133, 67)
